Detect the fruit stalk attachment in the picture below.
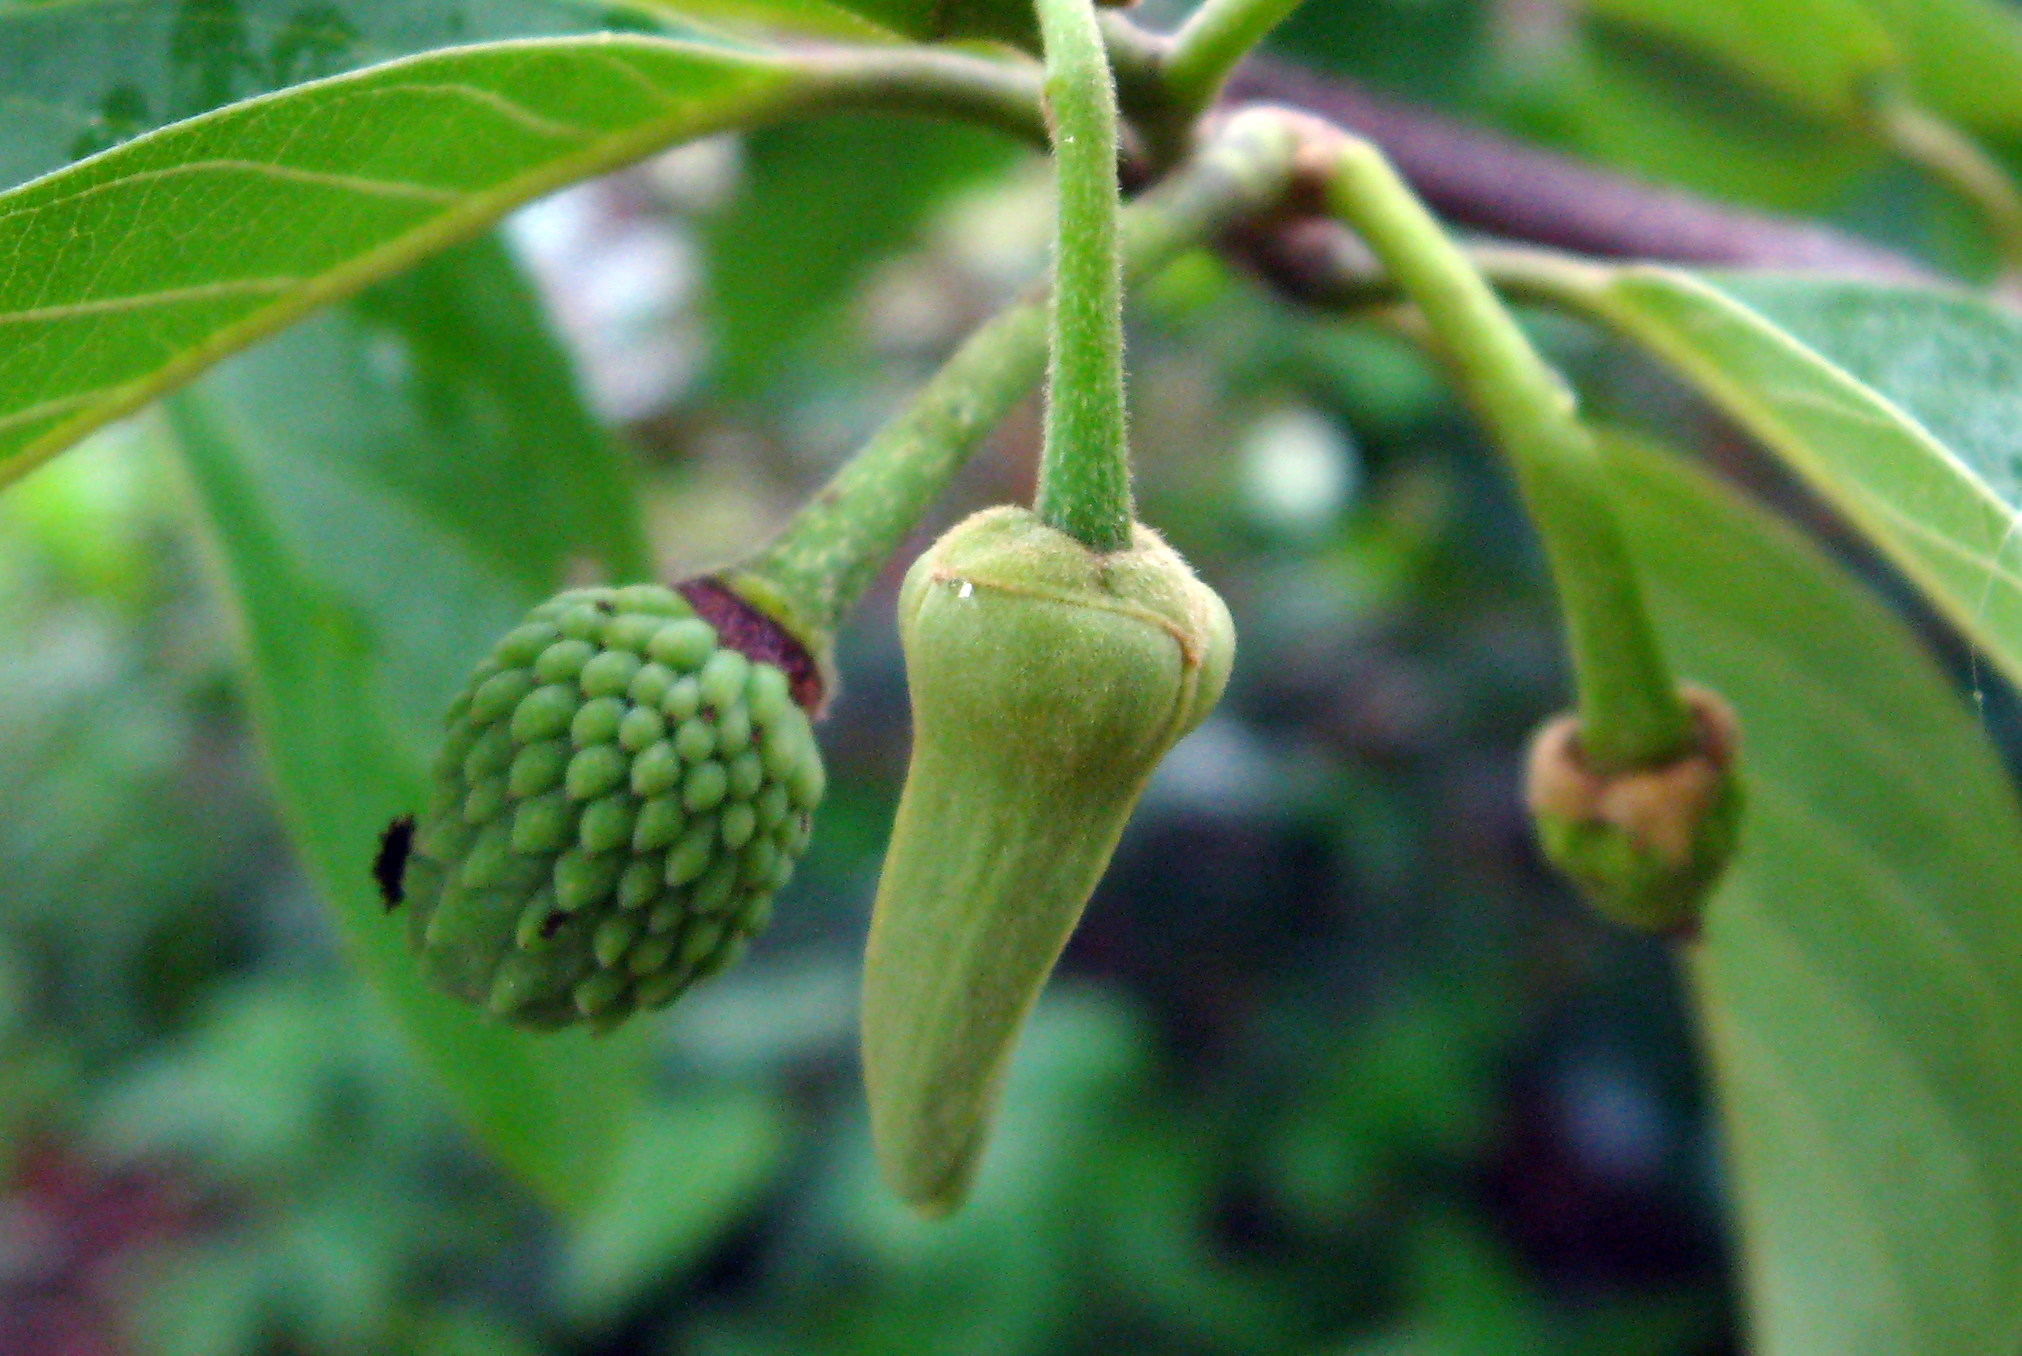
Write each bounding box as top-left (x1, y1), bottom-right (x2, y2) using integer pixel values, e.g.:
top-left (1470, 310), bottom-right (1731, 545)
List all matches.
top-left (1526, 685), bottom-right (1742, 936)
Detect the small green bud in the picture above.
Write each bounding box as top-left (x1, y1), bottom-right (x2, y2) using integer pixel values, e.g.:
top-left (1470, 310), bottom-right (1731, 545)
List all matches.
top-left (507, 739), bottom-right (569, 798)
top-left (593, 913), bottom-right (641, 968)
top-left (601, 613), bottom-right (665, 652)
top-left (628, 933), bottom-right (679, 977)
top-left (565, 745), bottom-right (628, 801)
top-left (662, 676), bottom-right (703, 723)
top-left (715, 705), bottom-right (754, 755)
top-left (627, 662), bottom-right (676, 708)
top-left (580, 649), bottom-right (642, 698)
top-left (556, 606), bottom-right (605, 642)
top-left (1524, 686), bottom-right (1742, 936)
top-left (721, 801), bottom-right (757, 850)
top-left (579, 795), bottom-right (638, 854)
top-left (680, 919), bottom-right (724, 967)
top-left (683, 760), bottom-right (729, 813)
top-left (511, 792), bottom-right (574, 854)
top-left (727, 752), bottom-right (765, 802)
top-left (699, 650), bottom-right (752, 710)
top-left (747, 666), bottom-right (792, 726)
top-left (571, 696), bottom-right (627, 748)
top-left (394, 582), bottom-right (826, 1031)
top-left (617, 858), bottom-right (663, 911)
top-left (692, 858), bottom-right (741, 915)
top-left (461, 776), bottom-right (508, 827)
top-left (512, 685), bottom-right (577, 743)
top-left (618, 706), bottom-right (666, 753)
top-left (673, 718), bottom-right (715, 764)
top-left (463, 726), bottom-right (513, 780)
top-left (665, 817), bottom-right (718, 886)
top-left (630, 741), bottom-right (683, 798)
top-left (633, 795), bottom-right (686, 852)
top-left (648, 618), bottom-right (717, 671)
top-left (535, 638), bottom-right (595, 684)
top-left (553, 847), bottom-right (620, 912)
top-left (861, 507), bottom-right (1235, 1214)
top-left (496, 622), bottom-right (559, 666)
top-left (471, 670), bottom-right (534, 724)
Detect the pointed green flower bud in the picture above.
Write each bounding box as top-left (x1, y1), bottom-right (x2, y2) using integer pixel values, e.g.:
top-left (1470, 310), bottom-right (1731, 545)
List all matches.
top-left (1525, 686), bottom-right (1742, 937)
top-left (393, 582), bottom-right (825, 1031)
top-left (862, 506), bottom-right (1235, 1214)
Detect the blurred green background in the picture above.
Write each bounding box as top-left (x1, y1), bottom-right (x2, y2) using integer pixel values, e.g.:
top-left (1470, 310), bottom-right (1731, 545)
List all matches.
top-left (8, 0), bottom-right (2015, 1351)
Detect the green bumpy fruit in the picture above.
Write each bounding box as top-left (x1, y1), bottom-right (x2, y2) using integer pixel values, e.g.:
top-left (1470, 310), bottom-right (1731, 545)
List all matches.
top-left (401, 583), bottom-right (824, 1030)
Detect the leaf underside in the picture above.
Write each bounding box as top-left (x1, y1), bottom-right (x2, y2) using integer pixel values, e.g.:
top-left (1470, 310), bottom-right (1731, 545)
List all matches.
top-left (1588, 270), bottom-right (2022, 699)
top-left (168, 233), bottom-right (649, 1217)
top-left (1604, 431), bottom-right (2022, 1356)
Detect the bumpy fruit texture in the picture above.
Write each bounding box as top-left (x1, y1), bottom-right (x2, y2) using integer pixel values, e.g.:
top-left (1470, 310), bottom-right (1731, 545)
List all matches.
top-left (862, 507), bottom-right (1235, 1213)
top-left (402, 583), bottom-right (824, 1031)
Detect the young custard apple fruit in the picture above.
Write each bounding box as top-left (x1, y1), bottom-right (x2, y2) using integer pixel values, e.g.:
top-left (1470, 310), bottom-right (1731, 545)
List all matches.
top-left (395, 583), bottom-right (824, 1030)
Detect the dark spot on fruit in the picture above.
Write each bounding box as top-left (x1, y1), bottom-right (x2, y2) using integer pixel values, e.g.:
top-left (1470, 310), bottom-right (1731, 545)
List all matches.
top-left (375, 816), bottom-right (415, 910)
top-left (539, 912), bottom-right (568, 939)
top-left (594, 599), bottom-right (616, 614)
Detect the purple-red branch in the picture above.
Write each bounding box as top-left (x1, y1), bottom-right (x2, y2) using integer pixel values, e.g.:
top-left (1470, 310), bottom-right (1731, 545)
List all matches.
top-left (1223, 57), bottom-right (1932, 281)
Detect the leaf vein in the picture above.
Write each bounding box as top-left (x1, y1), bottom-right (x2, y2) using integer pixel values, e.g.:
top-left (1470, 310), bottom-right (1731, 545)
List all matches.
top-left (388, 81), bottom-right (591, 141)
top-left (0, 276), bottom-right (301, 326)
top-left (0, 159), bottom-right (461, 230)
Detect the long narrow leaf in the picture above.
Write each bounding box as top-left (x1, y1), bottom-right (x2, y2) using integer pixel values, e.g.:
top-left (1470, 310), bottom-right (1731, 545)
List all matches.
top-left (169, 233), bottom-right (648, 1216)
top-left (1573, 271), bottom-right (2022, 694)
top-left (1606, 432), bottom-right (2022, 1356)
top-left (0, 34), bottom-right (1036, 487)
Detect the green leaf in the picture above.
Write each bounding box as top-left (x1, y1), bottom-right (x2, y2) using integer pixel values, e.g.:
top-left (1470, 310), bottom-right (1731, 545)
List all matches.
top-left (611, 0), bottom-right (914, 44)
top-left (806, 0), bottom-right (1035, 47)
top-left (1859, 0), bottom-right (2022, 132)
top-left (559, 1089), bottom-right (788, 1326)
top-left (1554, 29), bottom-right (1875, 212)
top-left (0, 0), bottom-right (621, 193)
top-left (705, 113), bottom-right (1015, 394)
top-left (1580, 0), bottom-right (1899, 119)
top-left (0, 36), bottom-right (845, 488)
top-left (1575, 271), bottom-right (2022, 695)
top-left (1602, 432), bottom-right (2022, 1356)
top-left (627, 0), bottom-right (1040, 46)
top-left (166, 232), bottom-right (648, 1217)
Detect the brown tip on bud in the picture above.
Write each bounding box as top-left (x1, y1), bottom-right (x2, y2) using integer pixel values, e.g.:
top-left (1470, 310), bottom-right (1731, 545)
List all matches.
top-left (1524, 686), bottom-right (1742, 939)
top-left (676, 576), bottom-right (826, 716)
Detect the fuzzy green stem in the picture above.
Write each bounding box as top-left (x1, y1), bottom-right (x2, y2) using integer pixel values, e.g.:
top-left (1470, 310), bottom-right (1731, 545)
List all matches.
top-left (1324, 137), bottom-right (1690, 770)
top-left (1870, 87), bottom-right (2022, 285)
top-left (1163, 0), bottom-right (1309, 122)
top-left (803, 43), bottom-right (1048, 151)
top-left (737, 110), bottom-right (1302, 642)
top-left (1031, 0), bottom-right (1132, 553)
